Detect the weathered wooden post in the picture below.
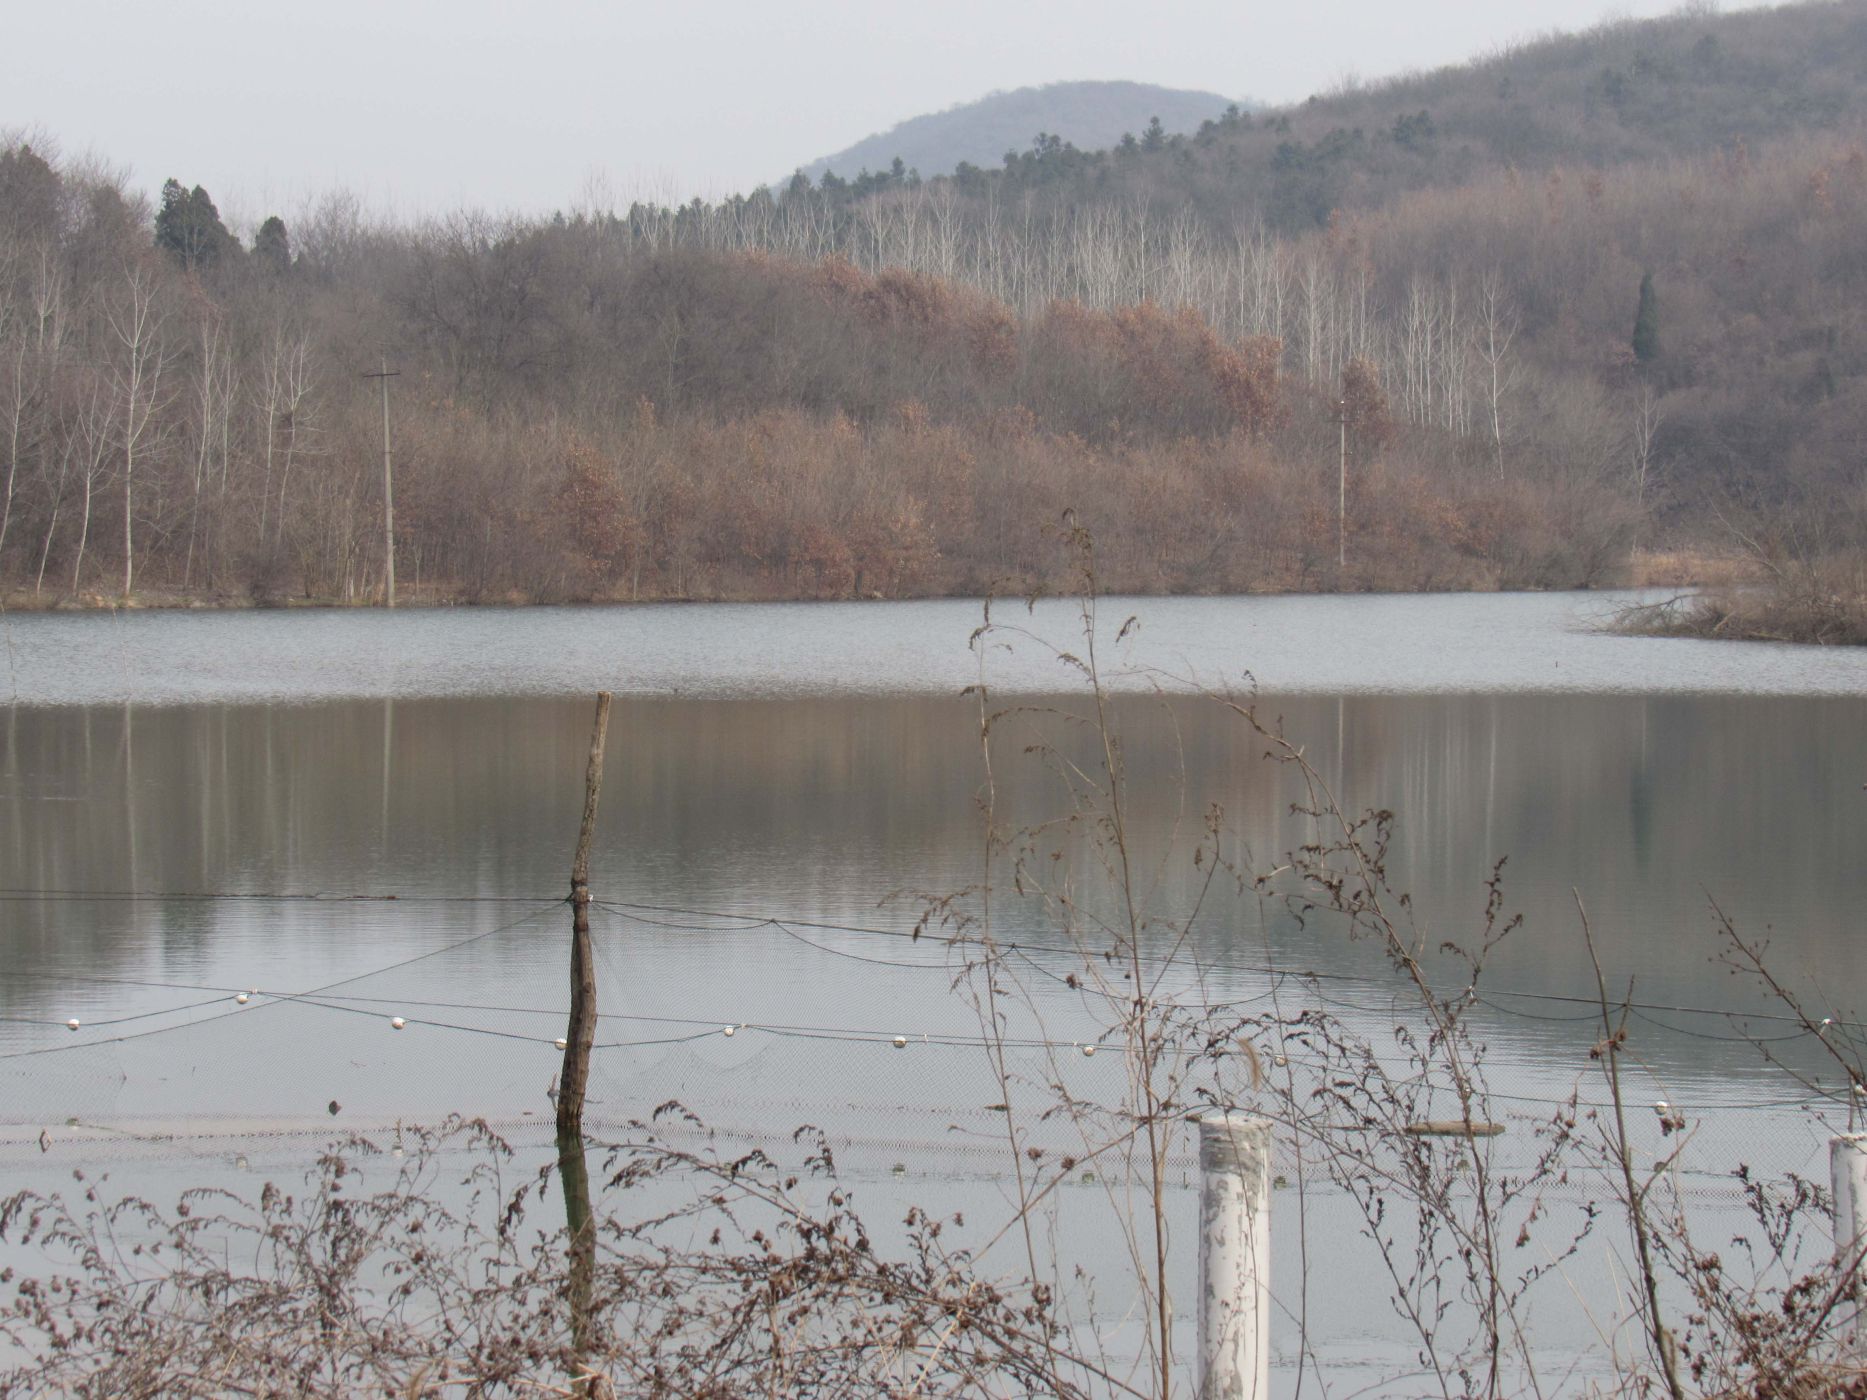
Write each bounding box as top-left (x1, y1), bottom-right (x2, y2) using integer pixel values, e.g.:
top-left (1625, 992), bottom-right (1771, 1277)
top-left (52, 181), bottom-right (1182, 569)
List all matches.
top-left (559, 1126), bottom-right (597, 1366)
top-left (558, 691), bottom-right (611, 1138)
top-left (1198, 1109), bottom-right (1273, 1399)
top-left (557, 693), bottom-right (611, 1391)
top-left (1831, 1133), bottom-right (1867, 1342)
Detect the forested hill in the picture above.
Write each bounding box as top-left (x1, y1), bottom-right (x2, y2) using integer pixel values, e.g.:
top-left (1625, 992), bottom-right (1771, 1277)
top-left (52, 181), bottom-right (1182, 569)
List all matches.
top-left (789, 81), bottom-right (1240, 188)
top-left (0, 1), bottom-right (1861, 615)
top-left (888, 0), bottom-right (1867, 230)
top-left (755, 0), bottom-right (1867, 566)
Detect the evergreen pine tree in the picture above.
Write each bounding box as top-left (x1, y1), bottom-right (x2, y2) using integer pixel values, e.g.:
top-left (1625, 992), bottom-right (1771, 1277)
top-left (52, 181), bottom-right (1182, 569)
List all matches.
top-left (254, 216), bottom-right (291, 275)
top-left (1632, 271), bottom-right (1660, 363)
top-left (154, 179), bottom-right (237, 272)
top-left (0, 143), bottom-right (61, 241)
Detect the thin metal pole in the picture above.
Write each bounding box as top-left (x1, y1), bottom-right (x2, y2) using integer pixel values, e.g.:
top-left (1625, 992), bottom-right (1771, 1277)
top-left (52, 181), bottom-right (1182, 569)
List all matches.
top-left (380, 359), bottom-right (395, 607)
top-left (1337, 396), bottom-right (1347, 574)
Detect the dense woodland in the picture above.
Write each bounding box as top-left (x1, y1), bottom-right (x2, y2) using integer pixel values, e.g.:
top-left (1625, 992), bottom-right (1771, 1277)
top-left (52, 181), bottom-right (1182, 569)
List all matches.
top-left (1, 0), bottom-right (1863, 612)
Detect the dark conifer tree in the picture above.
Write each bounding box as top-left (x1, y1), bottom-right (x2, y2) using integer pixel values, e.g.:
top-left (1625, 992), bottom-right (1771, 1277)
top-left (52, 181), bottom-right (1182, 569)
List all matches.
top-left (253, 215), bottom-right (291, 275)
top-left (154, 179), bottom-right (237, 271)
top-left (1632, 271), bottom-right (1660, 363)
top-left (0, 143), bottom-right (62, 241)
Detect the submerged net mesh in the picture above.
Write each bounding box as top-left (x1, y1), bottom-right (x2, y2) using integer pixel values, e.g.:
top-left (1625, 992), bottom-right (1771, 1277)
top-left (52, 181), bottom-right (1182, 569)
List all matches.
top-left (2, 895), bottom-right (1842, 1179)
top-left (0, 892), bottom-right (1852, 1396)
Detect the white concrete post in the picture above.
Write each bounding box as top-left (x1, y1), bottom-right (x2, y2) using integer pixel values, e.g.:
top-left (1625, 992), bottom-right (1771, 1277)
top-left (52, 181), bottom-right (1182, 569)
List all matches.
top-left (1198, 1110), bottom-right (1272, 1399)
top-left (1832, 1133), bottom-right (1867, 1342)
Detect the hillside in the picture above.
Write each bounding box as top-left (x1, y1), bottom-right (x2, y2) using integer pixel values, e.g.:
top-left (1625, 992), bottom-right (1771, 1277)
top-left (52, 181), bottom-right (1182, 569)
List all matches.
top-left (0, 142), bottom-right (1629, 610)
top-left (797, 1), bottom-right (1867, 230)
top-left (751, 0), bottom-right (1867, 561)
top-left (789, 80), bottom-right (1241, 186)
top-left (1, 1), bottom-right (1862, 624)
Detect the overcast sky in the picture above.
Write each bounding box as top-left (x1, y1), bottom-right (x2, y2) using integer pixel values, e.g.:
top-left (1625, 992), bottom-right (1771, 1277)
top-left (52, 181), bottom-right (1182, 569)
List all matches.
top-left (5, 0), bottom-right (1769, 229)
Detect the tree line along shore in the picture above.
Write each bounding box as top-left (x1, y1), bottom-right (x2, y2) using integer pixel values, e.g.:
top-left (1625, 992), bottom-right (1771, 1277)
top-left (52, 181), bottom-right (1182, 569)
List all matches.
top-left (3, 1), bottom-right (1863, 637)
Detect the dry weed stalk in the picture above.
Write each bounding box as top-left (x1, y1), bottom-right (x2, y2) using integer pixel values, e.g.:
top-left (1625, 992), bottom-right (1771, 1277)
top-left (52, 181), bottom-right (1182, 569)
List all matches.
top-left (1, 1114), bottom-right (1110, 1399)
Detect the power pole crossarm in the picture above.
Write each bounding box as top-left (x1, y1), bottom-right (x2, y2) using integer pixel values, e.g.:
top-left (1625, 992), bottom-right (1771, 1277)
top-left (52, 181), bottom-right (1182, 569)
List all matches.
top-left (360, 360), bottom-right (400, 608)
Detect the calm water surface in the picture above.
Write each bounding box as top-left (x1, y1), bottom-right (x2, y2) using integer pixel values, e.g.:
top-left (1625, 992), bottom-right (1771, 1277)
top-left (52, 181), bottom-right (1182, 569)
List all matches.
top-left (4, 592), bottom-right (1862, 1119)
top-left (3, 593), bottom-right (1863, 1394)
top-left (8, 590), bottom-right (1867, 704)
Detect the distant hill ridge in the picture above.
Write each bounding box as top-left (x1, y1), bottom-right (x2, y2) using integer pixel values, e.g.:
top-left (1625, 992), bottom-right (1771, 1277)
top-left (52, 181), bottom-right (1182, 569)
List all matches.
top-left (790, 79), bottom-right (1245, 184)
top-left (899, 1), bottom-right (1867, 231)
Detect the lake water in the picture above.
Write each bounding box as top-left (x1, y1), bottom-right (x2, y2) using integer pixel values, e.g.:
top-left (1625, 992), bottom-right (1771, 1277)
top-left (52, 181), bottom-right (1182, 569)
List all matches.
top-left (4, 591), bottom-right (1865, 1394)
top-left (8, 589), bottom-right (1867, 705)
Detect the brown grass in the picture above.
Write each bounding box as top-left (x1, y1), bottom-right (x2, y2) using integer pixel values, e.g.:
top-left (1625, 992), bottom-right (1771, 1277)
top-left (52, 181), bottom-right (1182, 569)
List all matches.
top-left (1614, 569), bottom-right (1867, 646)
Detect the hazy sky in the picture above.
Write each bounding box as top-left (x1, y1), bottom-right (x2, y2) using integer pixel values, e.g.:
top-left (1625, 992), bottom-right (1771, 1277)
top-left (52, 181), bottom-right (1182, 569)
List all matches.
top-left (5, 0), bottom-right (1767, 228)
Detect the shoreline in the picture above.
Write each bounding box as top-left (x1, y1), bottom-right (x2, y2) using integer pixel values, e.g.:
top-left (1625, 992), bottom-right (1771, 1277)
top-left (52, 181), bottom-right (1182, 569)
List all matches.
top-left (1610, 587), bottom-right (1867, 647)
top-left (0, 550), bottom-right (1735, 617)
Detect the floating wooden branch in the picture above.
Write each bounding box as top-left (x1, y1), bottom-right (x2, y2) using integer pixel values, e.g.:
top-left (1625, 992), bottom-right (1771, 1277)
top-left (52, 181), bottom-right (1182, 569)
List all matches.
top-left (1403, 1119), bottom-right (1505, 1138)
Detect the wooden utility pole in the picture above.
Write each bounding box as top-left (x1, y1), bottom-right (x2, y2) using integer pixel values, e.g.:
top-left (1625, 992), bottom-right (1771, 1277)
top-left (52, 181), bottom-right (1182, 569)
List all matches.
top-left (560, 1128), bottom-right (596, 1369)
top-left (558, 691), bottom-right (612, 1138)
top-left (361, 359), bottom-right (399, 607)
top-left (1337, 396), bottom-right (1348, 573)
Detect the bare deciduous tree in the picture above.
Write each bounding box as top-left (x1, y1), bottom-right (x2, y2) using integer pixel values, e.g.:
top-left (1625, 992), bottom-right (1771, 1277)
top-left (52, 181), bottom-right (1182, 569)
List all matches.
top-left (105, 260), bottom-right (170, 601)
top-left (1477, 270), bottom-right (1521, 477)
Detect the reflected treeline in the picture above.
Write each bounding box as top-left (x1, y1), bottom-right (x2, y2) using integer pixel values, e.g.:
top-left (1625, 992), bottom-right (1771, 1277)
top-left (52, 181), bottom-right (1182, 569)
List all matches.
top-left (5, 692), bottom-right (1864, 1049)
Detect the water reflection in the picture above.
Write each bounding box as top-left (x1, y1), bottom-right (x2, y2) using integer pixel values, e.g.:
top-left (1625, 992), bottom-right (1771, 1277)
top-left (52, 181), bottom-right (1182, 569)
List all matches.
top-left (5, 610), bottom-right (1864, 1397)
top-left (4, 691), bottom-right (1862, 1105)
